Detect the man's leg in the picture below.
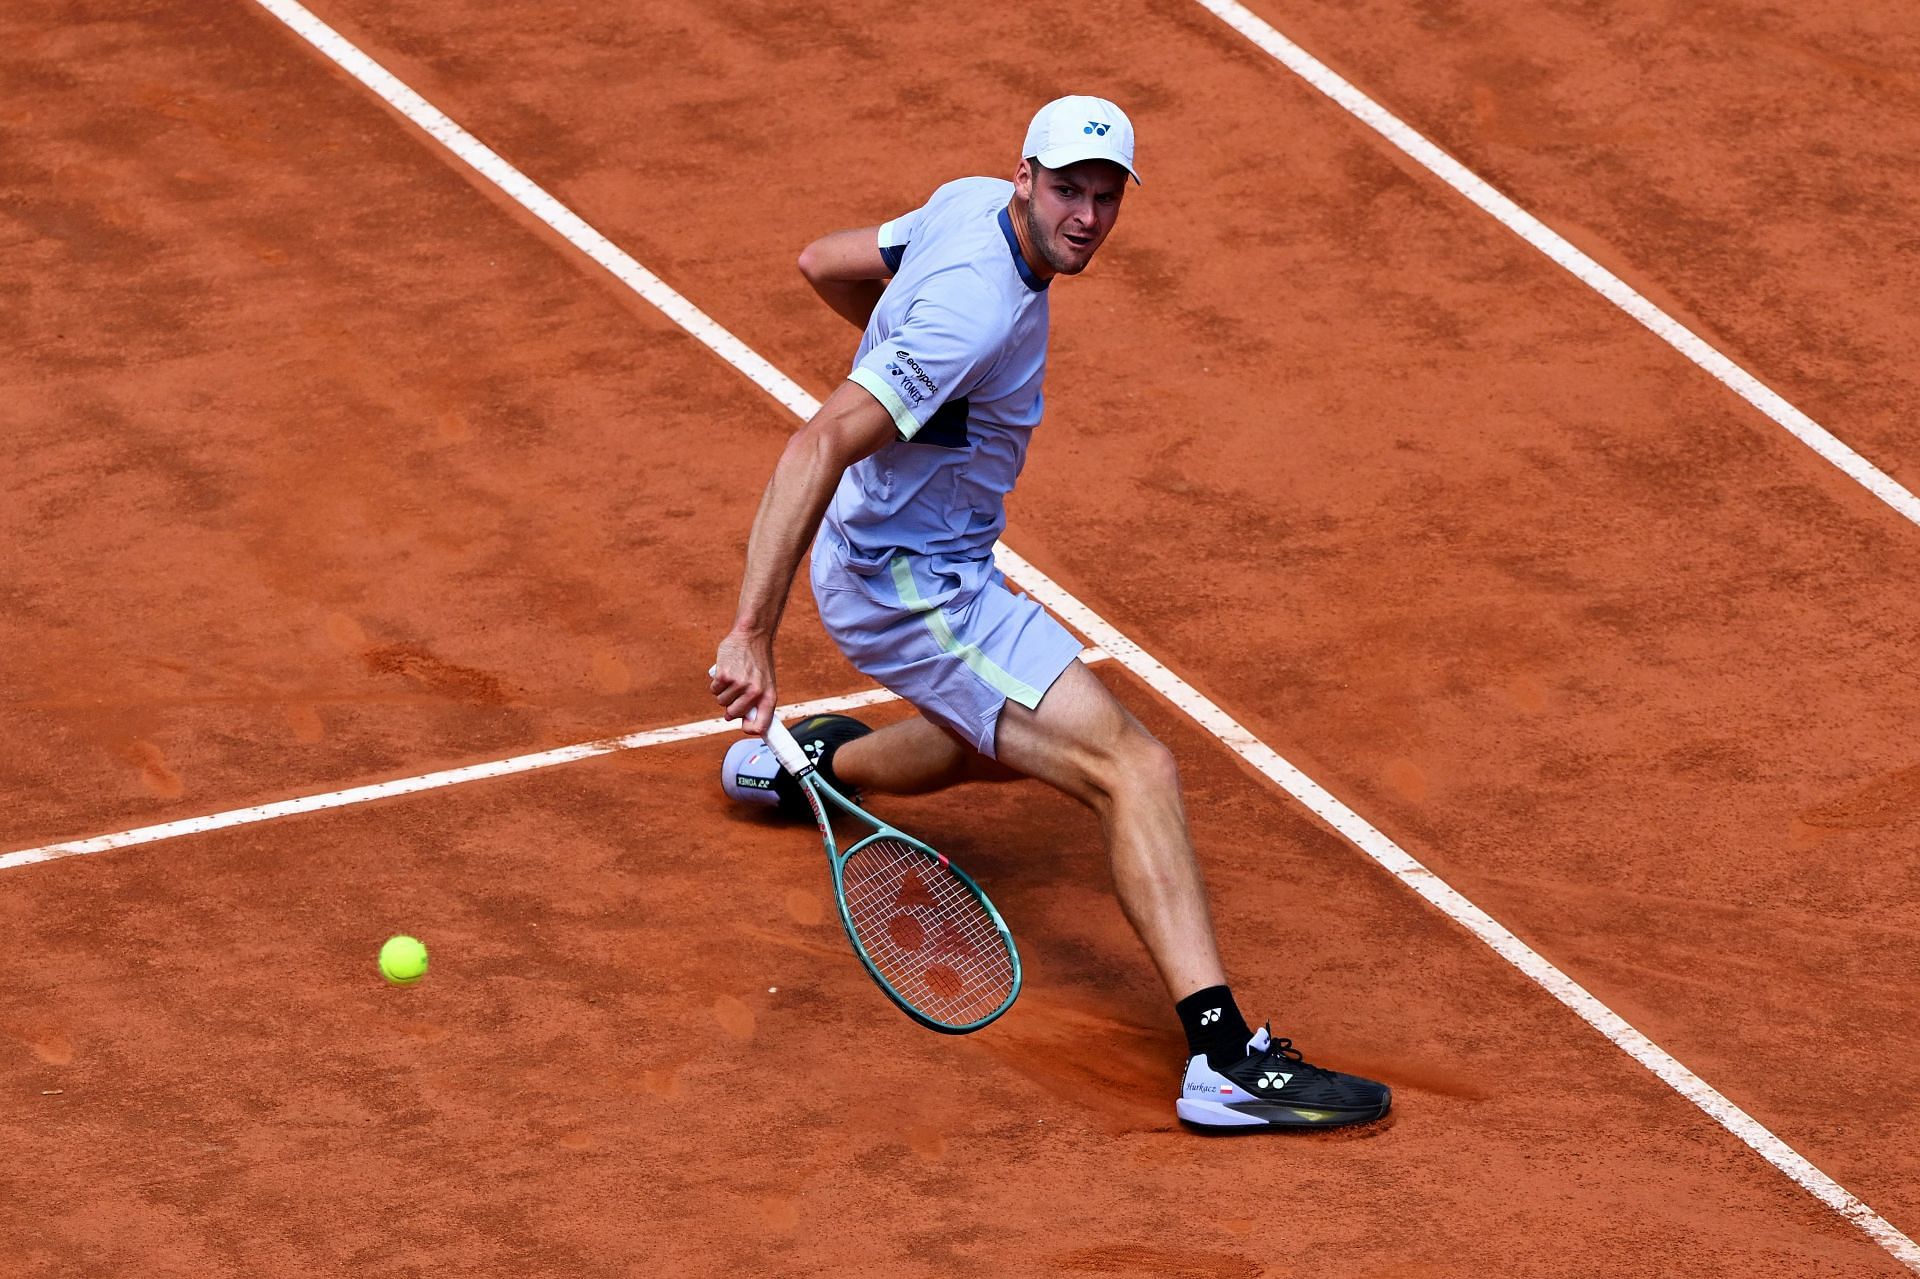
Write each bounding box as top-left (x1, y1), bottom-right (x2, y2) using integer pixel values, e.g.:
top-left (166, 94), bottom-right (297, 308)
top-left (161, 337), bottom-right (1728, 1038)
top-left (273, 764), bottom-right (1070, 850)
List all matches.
top-left (784, 560), bottom-right (1389, 1127)
top-left (988, 662), bottom-right (1391, 1129)
top-left (833, 713), bottom-right (1021, 795)
top-left (825, 662), bottom-right (1225, 997)
top-left (988, 661), bottom-right (1227, 1000)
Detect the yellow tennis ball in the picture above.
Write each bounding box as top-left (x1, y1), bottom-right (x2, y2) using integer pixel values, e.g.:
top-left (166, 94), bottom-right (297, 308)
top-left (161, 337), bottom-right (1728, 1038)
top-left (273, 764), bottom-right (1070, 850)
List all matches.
top-left (379, 935), bottom-right (429, 986)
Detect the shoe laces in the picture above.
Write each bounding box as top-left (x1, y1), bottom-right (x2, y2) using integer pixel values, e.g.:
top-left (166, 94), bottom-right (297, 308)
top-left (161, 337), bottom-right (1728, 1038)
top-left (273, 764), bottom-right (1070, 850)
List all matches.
top-left (1248, 1024), bottom-right (1319, 1073)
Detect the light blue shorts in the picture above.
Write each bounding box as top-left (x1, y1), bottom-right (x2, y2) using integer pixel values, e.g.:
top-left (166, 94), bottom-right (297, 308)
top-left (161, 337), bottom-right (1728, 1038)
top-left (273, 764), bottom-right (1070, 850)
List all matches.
top-left (810, 538), bottom-right (1082, 759)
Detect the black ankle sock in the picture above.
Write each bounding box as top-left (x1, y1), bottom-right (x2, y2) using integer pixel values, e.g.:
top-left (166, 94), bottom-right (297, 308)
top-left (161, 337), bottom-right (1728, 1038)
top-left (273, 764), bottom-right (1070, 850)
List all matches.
top-left (816, 738), bottom-right (855, 796)
top-left (802, 717), bottom-right (869, 797)
top-left (1176, 985), bottom-right (1254, 1070)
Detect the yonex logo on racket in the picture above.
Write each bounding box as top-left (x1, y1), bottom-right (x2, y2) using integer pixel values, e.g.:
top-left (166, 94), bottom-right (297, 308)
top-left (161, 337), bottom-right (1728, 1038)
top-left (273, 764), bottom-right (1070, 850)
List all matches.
top-left (764, 715), bottom-right (1020, 1034)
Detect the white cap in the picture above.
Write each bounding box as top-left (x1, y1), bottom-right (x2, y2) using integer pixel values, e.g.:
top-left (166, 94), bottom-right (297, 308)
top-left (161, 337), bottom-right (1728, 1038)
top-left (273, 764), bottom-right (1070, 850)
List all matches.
top-left (1023, 95), bottom-right (1140, 185)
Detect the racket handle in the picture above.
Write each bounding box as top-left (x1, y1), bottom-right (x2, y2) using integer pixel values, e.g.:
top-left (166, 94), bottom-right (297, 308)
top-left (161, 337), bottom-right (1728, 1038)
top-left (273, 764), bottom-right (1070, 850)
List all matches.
top-left (762, 718), bottom-right (813, 777)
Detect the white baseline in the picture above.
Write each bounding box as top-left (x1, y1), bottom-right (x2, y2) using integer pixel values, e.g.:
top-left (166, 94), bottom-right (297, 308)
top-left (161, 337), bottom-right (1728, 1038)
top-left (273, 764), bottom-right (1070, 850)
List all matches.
top-left (0, 686), bottom-right (891, 871)
top-left (0, 654), bottom-right (1107, 871)
top-left (39, 0), bottom-right (1911, 1268)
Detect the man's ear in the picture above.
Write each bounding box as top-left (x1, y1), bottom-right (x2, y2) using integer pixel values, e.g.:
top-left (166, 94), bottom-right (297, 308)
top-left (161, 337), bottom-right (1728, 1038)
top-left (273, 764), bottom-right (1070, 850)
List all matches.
top-left (1014, 156), bottom-right (1035, 199)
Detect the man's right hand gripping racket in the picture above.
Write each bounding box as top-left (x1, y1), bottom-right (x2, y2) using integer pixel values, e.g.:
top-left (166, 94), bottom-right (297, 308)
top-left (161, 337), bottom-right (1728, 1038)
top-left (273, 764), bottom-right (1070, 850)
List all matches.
top-left (763, 717), bottom-right (1021, 1034)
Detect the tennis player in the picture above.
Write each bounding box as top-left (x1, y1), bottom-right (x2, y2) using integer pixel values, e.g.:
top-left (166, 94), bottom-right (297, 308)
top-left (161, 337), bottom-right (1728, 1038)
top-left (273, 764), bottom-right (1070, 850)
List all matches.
top-left (709, 96), bottom-right (1389, 1130)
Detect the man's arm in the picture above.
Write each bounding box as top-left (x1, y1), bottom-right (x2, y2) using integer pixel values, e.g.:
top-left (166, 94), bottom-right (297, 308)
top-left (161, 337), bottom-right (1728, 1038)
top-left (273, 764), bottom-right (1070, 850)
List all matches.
top-left (797, 226), bottom-right (892, 329)
top-left (710, 380), bottom-right (898, 732)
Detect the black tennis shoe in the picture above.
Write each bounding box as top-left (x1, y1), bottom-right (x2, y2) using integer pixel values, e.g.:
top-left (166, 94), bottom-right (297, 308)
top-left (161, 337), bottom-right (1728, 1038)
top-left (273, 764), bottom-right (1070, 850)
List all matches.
top-left (721, 713), bottom-right (872, 818)
top-left (1177, 1025), bottom-right (1391, 1130)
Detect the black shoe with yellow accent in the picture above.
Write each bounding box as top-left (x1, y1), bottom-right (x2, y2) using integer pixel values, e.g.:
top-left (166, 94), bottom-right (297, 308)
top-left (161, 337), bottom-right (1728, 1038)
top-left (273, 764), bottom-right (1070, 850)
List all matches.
top-left (720, 714), bottom-right (872, 818)
top-left (1177, 1025), bottom-right (1391, 1129)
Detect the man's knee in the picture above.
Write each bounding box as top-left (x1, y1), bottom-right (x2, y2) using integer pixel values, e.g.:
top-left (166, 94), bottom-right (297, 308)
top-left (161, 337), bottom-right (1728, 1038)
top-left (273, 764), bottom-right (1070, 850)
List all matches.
top-left (1124, 730), bottom-right (1181, 795)
top-left (995, 664), bottom-right (1178, 806)
top-left (1083, 726), bottom-right (1180, 811)
top-left (1134, 733), bottom-right (1182, 795)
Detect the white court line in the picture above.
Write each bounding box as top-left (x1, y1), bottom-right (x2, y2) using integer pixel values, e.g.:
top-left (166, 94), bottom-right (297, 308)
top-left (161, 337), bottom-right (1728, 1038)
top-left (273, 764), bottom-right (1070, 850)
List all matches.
top-left (80, 1), bottom-right (1912, 1266)
top-left (1002, 555), bottom-right (1920, 1269)
top-left (1193, 0), bottom-right (1920, 532)
top-left (0, 687), bottom-right (886, 871)
top-left (0, 648), bottom-right (1101, 872)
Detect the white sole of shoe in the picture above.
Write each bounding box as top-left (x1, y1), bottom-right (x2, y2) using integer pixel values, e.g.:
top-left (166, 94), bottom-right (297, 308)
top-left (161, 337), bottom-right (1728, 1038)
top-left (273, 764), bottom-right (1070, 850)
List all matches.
top-left (1176, 1098), bottom-right (1270, 1127)
top-left (1176, 1097), bottom-right (1388, 1129)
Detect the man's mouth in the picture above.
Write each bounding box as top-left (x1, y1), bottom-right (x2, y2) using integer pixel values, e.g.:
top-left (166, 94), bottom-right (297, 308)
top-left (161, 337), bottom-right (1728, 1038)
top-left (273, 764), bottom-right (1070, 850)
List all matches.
top-left (1062, 230), bottom-right (1093, 250)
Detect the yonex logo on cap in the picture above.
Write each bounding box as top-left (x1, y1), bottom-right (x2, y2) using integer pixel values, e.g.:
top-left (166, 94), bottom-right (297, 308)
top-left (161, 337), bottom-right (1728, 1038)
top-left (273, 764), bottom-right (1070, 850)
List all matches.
top-left (1023, 95), bottom-right (1140, 184)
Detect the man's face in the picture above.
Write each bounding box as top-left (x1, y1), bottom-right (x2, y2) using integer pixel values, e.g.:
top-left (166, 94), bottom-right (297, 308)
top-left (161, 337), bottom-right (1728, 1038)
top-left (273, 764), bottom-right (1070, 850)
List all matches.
top-left (1019, 158), bottom-right (1128, 276)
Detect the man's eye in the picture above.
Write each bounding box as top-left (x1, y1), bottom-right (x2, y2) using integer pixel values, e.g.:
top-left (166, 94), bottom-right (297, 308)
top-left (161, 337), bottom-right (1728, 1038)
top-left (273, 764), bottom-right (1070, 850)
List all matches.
top-left (1056, 186), bottom-right (1075, 197)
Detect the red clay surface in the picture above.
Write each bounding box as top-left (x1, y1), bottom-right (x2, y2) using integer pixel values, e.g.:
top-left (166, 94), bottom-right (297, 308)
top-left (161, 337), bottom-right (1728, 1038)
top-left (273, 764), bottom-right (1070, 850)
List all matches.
top-left (1244, 0), bottom-right (1920, 483)
top-left (1, 686), bottom-right (1897, 1275)
top-left (5, 0), bottom-right (1918, 1274)
top-left (0, 0), bottom-right (864, 848)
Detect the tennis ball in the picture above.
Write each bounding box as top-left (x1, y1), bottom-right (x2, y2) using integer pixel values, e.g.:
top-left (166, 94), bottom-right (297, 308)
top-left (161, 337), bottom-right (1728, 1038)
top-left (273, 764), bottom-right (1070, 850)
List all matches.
top-left (378, 935), bottom-right (429, 986)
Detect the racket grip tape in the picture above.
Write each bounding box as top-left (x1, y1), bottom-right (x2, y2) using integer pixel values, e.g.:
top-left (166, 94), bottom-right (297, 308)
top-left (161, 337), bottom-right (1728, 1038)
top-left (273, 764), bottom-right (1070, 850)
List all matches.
top-left (762, 718), bottom-right (813, 777)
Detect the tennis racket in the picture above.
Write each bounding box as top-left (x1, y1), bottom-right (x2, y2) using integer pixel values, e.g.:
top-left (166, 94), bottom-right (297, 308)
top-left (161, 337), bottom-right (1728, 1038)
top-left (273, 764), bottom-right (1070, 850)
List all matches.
top-left (763, 717), bottom-right (1021, 1034)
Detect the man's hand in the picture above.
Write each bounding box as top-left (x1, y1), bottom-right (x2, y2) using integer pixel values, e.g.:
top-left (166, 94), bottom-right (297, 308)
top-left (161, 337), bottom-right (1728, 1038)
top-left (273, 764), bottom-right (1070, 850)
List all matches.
top-left (709, 629), bottom-right (776, 734)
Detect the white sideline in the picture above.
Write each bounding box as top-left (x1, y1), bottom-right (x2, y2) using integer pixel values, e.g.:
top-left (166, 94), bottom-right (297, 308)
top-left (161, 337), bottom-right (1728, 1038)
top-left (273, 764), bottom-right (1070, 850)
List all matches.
top-left (999, 554), bottom-right (1920, 1268)
top-left (39, 0), bottom-right (1911, 1266)
top-left (1193, 0), bottom-right (1920, 532)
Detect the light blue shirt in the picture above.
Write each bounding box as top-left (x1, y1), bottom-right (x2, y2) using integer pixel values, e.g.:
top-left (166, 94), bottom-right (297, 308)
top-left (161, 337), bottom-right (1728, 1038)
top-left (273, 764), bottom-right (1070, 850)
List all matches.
top-left (821, 177), bottom-right (1051, 579)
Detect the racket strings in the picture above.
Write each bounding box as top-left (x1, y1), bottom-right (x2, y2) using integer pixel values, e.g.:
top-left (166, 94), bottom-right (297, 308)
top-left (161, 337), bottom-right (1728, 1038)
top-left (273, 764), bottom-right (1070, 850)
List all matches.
top-left (841, 837), bottom-right (1014, 1027)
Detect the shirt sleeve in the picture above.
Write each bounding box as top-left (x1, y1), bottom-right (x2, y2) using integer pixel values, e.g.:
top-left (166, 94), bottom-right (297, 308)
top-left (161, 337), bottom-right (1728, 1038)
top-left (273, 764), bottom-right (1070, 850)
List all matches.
top-left (848, 273), bottom-right (1003, 441)
top-left (875, 204), bottom-right (924, 275)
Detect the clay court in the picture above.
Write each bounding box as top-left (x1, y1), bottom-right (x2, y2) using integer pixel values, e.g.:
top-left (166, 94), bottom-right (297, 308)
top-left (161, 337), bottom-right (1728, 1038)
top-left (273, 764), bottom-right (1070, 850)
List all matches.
top-left (5, 0), bottom-right (1918, 1274)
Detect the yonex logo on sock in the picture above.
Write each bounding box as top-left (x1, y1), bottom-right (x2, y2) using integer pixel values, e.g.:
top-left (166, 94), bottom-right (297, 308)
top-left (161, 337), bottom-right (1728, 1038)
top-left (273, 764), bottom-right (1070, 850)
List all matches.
top-left (1200, 1008), bottom-right (1220, 1025)
top-left (1259, 1072), bottom-right (1293, 1090)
